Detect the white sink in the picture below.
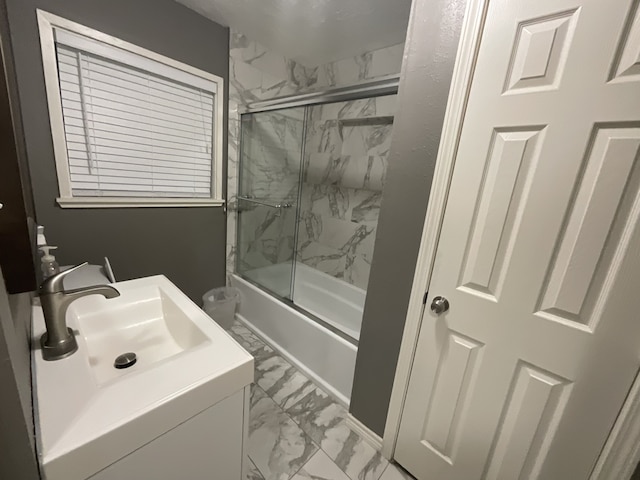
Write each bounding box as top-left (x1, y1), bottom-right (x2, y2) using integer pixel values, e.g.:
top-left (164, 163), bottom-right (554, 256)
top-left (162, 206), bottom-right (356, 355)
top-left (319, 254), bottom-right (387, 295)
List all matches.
top-left (77, 284), bottom-right (209, 385)
top-left (32, 275), bottom-right (253, 480)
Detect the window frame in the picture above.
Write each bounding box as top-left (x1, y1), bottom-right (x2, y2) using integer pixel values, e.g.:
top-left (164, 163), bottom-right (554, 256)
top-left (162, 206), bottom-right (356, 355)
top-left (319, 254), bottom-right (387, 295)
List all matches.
top-left (37, 9), bottom-right (225, 208)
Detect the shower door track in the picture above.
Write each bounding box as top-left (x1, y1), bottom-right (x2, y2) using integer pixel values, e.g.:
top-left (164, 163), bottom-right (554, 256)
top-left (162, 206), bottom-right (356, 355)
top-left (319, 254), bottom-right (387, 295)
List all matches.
top-left (236, 80), bottom-right (397, 352)
top-left (241, 74), bottom-right (400, 114)
top-left (235, 272), bottom-right (359, 347)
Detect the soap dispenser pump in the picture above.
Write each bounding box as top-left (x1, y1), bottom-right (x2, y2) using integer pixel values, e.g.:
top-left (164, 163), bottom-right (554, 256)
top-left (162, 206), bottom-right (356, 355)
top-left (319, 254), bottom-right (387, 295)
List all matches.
top-left (40, 246), bottom-right (60, 279)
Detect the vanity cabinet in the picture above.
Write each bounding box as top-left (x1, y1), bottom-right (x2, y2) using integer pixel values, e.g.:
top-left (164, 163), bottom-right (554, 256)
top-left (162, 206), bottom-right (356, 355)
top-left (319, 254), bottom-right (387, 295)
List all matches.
top-left (89, 388), bottom-right (249, 480)
top-left (33, 275), bottom-right (254, 480)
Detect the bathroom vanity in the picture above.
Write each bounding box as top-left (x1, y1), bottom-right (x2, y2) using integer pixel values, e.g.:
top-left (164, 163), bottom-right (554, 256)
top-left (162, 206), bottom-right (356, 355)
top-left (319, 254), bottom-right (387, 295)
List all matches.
top-left (32, 275), bottom-right (253, 480)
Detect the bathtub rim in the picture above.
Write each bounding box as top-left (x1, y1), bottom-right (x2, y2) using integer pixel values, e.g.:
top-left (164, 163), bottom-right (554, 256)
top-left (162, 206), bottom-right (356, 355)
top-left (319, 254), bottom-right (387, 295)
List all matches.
top-left (235, 314), bottom-right (351, 407)
top-left (232, 273), bottom-right (357, 407)
top-left (234, 271), bottom-right (359, 347)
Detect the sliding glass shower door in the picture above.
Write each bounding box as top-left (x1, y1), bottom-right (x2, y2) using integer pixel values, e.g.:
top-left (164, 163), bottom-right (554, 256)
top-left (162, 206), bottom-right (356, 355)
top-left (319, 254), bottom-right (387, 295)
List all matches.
top-left (236, 89), bottom-right (397, 342)
top-left (236, 107), bottom-right (306, 299)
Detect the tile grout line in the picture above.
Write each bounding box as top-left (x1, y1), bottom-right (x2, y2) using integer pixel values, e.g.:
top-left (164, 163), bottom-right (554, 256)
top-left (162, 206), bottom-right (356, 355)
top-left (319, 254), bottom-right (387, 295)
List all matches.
top-left (255, 383), bottom-right (327, 480)
top-left (245, 386), bottom-right (268, 480)
top-left (282, 406), bottom-right (354, 480)
top-left (248, 456), bottom-right (266, 480)
top-left (255, 360), bottom-right (369, 480)
top-left (250, 382), bottom-right (323, 480)
top-left (379, 461), bottom-right (391, 479)
top-left (286, 452), bottom-right (312, 480)
top-left (247, 343), bottom-right (342, 478)
top-left (237, 324), bottom-right (388, 480)
top-left (240, 322), bottom-right (346, 415)
top-left (250, 351), bottom-right (355, 480)
top-left (248, 327), bottom-right (364, 480)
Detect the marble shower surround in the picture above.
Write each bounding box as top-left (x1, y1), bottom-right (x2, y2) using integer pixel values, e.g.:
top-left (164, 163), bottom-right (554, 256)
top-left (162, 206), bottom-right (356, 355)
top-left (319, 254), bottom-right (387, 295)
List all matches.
top-left (226, 29), bottom-right (404, 278)
top-left (236, 109), bottom-right (305, 272)
top-left (296, 97), bottom-right (396, 289)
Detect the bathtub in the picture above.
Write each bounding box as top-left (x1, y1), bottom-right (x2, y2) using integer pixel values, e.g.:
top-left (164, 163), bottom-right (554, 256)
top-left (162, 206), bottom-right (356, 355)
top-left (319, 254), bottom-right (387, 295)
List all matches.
top-left (230, 263), bottom-right (362, 405)
top-left (292, 263), bottom-right (366, 340)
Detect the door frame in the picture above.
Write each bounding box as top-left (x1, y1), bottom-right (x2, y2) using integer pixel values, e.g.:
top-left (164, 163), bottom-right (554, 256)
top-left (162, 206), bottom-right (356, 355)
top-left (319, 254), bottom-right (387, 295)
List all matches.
top-left (381, 0), bottom-right (640, 478)
top-left (590, 369), bottom-right (640, 479)
top-left (381, 0), bottom-right (488, 460)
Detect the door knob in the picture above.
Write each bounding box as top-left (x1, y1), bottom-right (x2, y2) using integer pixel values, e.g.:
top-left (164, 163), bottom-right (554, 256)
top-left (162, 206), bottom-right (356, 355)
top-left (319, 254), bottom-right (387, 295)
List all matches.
top-left (430, 296), bottom-right (449, 315)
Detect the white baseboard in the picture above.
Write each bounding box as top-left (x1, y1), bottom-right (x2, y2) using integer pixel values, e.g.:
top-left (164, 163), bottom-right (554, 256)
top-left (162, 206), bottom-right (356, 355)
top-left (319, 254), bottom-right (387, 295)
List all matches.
top-left (346, 414), bottom-right (383, 452)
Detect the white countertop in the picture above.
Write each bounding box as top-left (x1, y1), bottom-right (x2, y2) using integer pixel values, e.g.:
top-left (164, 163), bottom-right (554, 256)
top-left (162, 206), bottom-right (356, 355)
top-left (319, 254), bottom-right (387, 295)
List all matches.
top-left (32, 275), bottom-right (253, 480)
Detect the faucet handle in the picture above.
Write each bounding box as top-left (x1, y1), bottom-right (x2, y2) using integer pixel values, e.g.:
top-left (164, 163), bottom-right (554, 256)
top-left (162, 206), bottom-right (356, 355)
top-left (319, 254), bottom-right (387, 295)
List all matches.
top-left (40, 262), bottom-right (88, 294)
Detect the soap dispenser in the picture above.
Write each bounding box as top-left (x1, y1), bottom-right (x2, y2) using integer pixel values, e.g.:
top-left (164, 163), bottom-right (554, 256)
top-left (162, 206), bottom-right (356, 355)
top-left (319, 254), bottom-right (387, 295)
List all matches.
top-left (40, 246), bottom-right (60, 279)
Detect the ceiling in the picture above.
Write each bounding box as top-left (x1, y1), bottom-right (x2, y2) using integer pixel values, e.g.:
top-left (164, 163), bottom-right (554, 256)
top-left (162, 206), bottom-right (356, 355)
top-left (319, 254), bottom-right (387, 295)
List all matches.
top-left (175, 0), bottom-right (412, 66)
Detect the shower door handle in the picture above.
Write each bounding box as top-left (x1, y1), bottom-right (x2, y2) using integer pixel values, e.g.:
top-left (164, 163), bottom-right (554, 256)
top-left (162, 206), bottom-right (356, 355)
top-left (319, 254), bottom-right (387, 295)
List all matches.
top-left (237, 196), bottom-right (294, 216)
top-left (275, 203), bottom-right (292, 216)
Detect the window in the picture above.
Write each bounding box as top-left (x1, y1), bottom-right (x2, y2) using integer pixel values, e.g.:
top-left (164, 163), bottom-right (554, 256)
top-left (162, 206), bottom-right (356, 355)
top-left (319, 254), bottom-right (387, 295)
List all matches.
top-left (37, 10), bottom-right (224, 207)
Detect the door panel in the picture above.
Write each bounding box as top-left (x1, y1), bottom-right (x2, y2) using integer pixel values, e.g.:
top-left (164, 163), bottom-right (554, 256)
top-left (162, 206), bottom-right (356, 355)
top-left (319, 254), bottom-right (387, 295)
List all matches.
top-left (539, 127), bottom-right (640, 326)
top-left (395, 0), bottom-right (640, 479)
top-left (460, 127), bottom-right (544, 298)
top-left (504, 9), bottom-right (579, 94)
top-left (483, 363), bottom-right (568, 480)
top-left (611, 2), bottom-right (640, 82)
top-left (422, 333), bottom-right (482, 459)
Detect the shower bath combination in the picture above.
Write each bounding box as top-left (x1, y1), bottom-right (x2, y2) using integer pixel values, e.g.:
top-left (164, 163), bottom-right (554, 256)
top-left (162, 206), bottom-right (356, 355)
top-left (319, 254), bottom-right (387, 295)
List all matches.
top-left (232, 78), bottom-right (398, 403)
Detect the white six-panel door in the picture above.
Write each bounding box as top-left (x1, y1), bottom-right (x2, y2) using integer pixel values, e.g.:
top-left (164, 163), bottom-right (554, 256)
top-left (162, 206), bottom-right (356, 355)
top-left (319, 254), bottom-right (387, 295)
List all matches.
top-left (395, 0), bottom-right (640, 478)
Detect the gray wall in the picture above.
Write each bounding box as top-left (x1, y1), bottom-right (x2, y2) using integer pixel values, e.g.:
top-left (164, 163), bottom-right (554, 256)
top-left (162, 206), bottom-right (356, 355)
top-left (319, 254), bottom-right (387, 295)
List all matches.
top-left (5, 0), bottom-right (230, 302)
top-left (0, 2), bottom-right (40, 478)
top-left (0, 270), bottom-right (39, 480)
top-left (349, 0), bottom-right (468, 436)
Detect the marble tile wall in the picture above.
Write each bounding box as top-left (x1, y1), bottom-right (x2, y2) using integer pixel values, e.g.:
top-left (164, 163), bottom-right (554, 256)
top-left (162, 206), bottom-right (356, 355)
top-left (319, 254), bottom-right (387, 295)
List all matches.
top-left (296, 96), bottom-right (396, 290)
top-left (317, 43), bottom-right (404, 88)
top-left (227, 29), bottom-right (404, 282)
top-left (236, 108), bottom-right (305, 273)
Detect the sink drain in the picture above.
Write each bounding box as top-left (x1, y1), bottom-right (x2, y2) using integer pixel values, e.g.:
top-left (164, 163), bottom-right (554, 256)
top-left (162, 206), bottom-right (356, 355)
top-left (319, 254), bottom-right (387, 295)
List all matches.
top-left (114, 352), bottom-right (137, 369)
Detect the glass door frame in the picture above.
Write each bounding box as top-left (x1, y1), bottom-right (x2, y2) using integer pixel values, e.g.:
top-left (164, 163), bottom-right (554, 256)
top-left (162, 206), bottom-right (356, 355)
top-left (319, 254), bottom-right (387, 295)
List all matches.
top-left (236, 106), bottom-right (306, 300)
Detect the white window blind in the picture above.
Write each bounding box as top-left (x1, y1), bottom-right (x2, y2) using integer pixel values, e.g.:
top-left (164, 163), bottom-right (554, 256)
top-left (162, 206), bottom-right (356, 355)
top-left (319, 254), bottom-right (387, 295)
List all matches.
top-left (55, 35), bottom-right (215, 198)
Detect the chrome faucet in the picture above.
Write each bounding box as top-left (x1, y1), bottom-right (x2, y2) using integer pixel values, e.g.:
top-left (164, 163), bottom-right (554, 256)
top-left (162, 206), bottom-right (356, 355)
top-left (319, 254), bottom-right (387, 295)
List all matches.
top-left (39, 262), bottom-right (120, 361)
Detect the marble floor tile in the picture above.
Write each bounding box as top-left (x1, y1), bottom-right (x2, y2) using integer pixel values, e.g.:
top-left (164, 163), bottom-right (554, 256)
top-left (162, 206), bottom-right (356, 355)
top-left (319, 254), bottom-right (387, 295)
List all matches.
top-left (285, 385), bottom-right (348, 445)
top-left (250, 383), bottom-right (270, 407)
top-left (249, 385), bottom-right (318, 480)
top-left (231, 321), bottom-right (315, 409)
top-left (252, 341), bottom-right (278, 364)
top-left (286, 386), bottom-right (388, 480)
top-left (237, 321), bottom-right (390, 480)
top-left (248, 457), bottom-right (266, 480)
top-left (378, 463), bottom-right (415, 480)
top-left (229, 322), bottom-right (315, 408)
top-left (251, 338), bottom-right (317, 410)
top-left (264, 366), bottom-right (318, 411)
top-left (229, 322), bottom-right (267, 354)
top-left (291, 449), bottom-right (351, 480)
top-left (323, 425), bottom-right (388, 480)
top-left (254, 346), bottom-right (291, 385)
